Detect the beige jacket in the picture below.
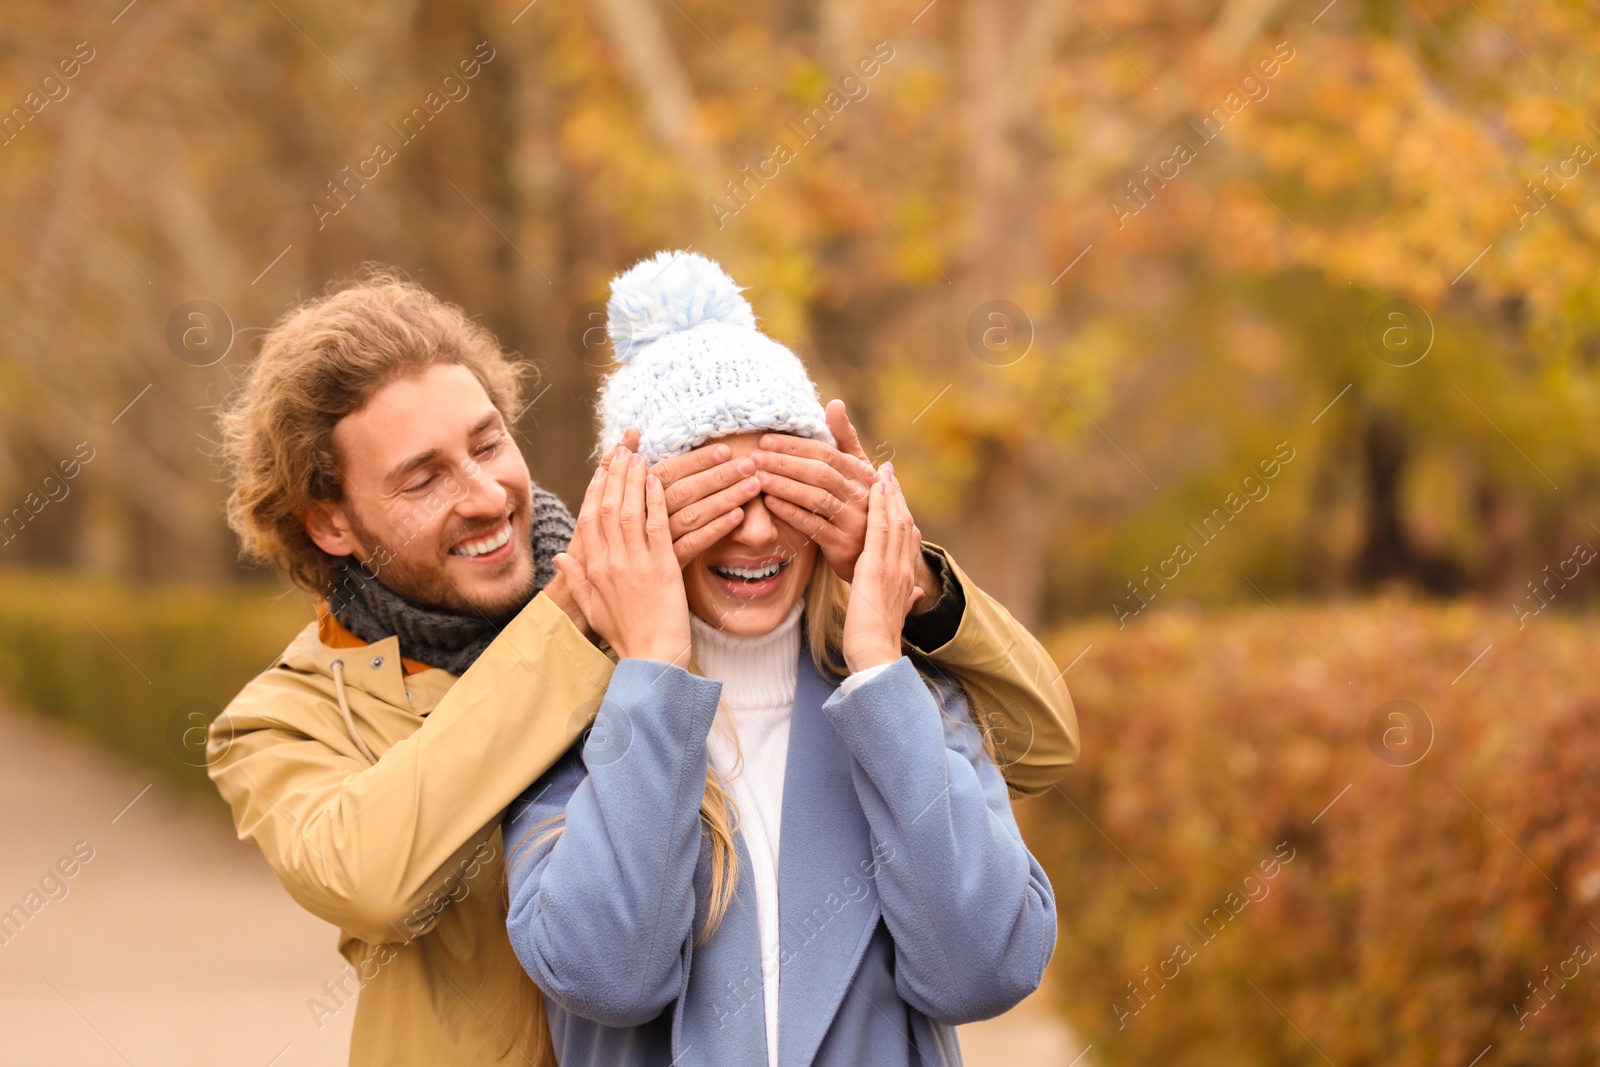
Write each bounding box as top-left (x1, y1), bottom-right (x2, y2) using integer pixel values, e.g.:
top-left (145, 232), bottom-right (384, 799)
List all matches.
top-left (207, 545), bottom-right (1077, 1066)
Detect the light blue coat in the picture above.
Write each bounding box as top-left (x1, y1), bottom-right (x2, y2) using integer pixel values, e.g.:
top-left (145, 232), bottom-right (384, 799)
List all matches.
top-left (503, 644), bottom-right (1057, 1067)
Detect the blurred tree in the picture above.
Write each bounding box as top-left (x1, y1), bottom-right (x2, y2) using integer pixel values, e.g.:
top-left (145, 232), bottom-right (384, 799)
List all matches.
top-left (0, 0), bottom-right (1593, 626)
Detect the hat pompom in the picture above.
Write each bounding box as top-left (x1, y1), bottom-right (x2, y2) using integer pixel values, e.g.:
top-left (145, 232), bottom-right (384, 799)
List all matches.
top-left (606, 250), bottom-right (757, 364)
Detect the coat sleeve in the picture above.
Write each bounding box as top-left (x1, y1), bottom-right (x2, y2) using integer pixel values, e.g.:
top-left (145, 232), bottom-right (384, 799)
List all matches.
top-left (206, 593), bottom-right (616, 945)
top-left (910, 542), bottom-right (1080, 797)
top-left (822, 656), bottom-right (1057, 1024)
top-left (503, 658), bottom-right (723, 1027)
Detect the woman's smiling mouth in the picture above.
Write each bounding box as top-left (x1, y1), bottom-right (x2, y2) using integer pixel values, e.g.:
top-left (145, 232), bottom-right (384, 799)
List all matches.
top-left (708, 555), bottom-right (790, 600)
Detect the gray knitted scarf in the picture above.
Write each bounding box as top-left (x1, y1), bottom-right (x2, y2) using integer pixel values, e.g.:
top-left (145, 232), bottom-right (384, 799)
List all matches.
top-left (329, 485), bottom-right (575, 675)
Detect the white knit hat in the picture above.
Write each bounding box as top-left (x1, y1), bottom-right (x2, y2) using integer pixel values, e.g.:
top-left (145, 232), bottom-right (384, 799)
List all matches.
top-left (592, 250), bottom-right (835, 464)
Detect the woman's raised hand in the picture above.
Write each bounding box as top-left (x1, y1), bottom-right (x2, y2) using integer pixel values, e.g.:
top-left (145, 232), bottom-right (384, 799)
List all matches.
top-left (840, 463), bottom-right (925, 675)
top-left (553, 446), bottom-right (692, 667)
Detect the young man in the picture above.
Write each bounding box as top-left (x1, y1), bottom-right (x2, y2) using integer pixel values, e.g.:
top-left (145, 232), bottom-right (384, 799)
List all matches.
top-left (208, 269), bottom-right (1078, 1066)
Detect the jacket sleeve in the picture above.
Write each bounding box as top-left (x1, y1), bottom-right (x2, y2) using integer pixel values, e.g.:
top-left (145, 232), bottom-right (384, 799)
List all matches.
top-left (910, 542), bottom-right (1080, 797)
top-left (503, 658), bottom-right (722, 1027)
top-left (206, 593), bottom-right (616, 945)
top-left (822, 656), bottom-right (1057, 1024)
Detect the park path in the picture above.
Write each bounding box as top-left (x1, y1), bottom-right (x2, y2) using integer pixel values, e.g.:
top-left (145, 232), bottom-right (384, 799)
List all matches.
top-left (0, 705), bottom-right (1079, 1066)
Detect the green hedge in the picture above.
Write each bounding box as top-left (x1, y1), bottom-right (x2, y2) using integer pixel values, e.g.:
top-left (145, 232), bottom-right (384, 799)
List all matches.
top-left (1032, 597), bottom-right (1600, 1064)
top-left (0, 572), bottom-right (312, 811)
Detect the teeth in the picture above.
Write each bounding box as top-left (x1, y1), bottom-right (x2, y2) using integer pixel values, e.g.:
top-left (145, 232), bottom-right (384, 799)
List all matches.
top-left (451, 523), bottom-right (512, 558)
top-left (714, 560), bottom-right (783, 580)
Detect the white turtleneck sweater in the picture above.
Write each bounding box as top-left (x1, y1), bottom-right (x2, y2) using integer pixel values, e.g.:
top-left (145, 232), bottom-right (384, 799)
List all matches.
top-left (690, 601), bottom-right (886, 1067)
top-left (692, 602), bottom-right (798, 1067)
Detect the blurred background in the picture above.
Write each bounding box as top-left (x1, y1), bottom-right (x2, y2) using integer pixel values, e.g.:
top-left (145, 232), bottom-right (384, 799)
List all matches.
top-left (2, 0), bottom-right (1597, 1063)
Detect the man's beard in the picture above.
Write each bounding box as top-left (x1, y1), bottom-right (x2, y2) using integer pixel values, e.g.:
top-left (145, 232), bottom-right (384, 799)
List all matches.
top-left (345, 507), bottom-right (539, 620)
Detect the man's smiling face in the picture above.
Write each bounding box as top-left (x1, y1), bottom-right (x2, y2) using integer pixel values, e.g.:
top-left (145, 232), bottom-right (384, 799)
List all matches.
top-left (304, 362), bottom-right (537, 617)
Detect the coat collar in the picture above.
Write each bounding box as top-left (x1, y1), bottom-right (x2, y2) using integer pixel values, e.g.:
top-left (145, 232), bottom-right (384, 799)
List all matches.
top-left (317, 600), bottom-right (434, 675)
top-left (774, 645), bottom-right (883, 1067)
top-left (276, 618), bottom-right (440, 714)
top-left (672, 643), bottom-right (886, 1067)
top-left (677, 830), bottom-right (769, 1065)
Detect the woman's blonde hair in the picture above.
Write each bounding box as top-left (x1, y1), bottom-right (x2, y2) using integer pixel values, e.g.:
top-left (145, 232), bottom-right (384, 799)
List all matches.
top-left (216, 266), bottom-right (526, 593)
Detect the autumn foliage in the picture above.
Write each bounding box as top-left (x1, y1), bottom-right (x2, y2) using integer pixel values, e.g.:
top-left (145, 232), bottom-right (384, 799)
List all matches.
top-left (1, 0), bottom-right (1596, 1051)
top-left (1029, 598), bottom-right (1600, 1064)
top-left (2, 0), bottom-right (1596, 630)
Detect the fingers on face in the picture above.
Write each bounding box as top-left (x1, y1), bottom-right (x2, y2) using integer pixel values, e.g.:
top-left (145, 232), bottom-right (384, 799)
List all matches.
top-left (824, 399), bottom-right (871, 463)
top-left (670, 477), bottom-right (762, 540)
top-left (755, 449), bottom-right (860, 504)
top-left (598, 447), bottom-right (640, 556)
top-left (673, 507), bottom-right (745, 566)
top-left (756, 433), bottom-right (825, 460)
top-left (667, 460), bottom-right (761, 519)
top-left (619, 450), bottom-right (648, 553)
top-left (752, 435), bottom-right (835, 474)
top-left (761, 493), bottom-right (831, 542)
top-left (644, 472), bottom-right (670, 553)
top-left (652, 442), bottom-right (732, 490)
top-left (599, 446), bottom-right (632, 548)
top-left (753, 470), bottom-right (847, 523)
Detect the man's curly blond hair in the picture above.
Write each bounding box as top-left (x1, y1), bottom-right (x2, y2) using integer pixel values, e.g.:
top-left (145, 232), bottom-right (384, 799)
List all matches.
top-left (218, 267), bottom-right (526, 594)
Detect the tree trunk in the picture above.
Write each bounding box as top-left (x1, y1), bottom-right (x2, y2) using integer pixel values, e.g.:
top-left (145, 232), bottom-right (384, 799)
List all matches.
top-left (944, 0), bottom-right (1052, 629)
top-left (1354, 410), bottom-right (1415, 586)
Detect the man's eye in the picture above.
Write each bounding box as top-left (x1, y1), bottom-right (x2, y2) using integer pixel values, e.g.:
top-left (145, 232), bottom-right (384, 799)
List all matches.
top-left (404, 476), bottom-right (436, 494)
top-left (476, 438), bottom-right (501, 458)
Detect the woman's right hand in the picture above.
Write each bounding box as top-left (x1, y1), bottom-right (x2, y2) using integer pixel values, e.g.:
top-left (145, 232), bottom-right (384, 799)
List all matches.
top-left (840, 465), bottom-right (925, 675)
top-left (553, 446), bottom-right (692, 667)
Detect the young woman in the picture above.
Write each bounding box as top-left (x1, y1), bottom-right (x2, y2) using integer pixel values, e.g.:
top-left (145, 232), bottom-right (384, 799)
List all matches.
top-left (504, 252), bottom-right (1056, 1067)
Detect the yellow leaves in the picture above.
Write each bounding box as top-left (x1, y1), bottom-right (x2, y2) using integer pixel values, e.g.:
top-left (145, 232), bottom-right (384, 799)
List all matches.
top-left (1404, 450), bottom-right (1482, 563)
top-left (1208, 184), bottom-right (1294, 276)
top-left (0, 0), bottom-right (1593, 619)
top-left (890, 66), bottom-right (947, 113)
top-left (730, 250), bottom-right (815, 352)
top-left (1225, 313), bottom-right (1287, 373)
top-left (1215, 26), bottom-right (1596, 302)
top-left (783, 61), bottom-right (831, 104)
top-left (862, 320), bottom-right (1123, 522)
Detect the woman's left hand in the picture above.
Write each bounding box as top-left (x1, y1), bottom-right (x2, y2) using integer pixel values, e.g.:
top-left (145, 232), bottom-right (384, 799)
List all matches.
top-left (841, 463), bottom-right (926, 675)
